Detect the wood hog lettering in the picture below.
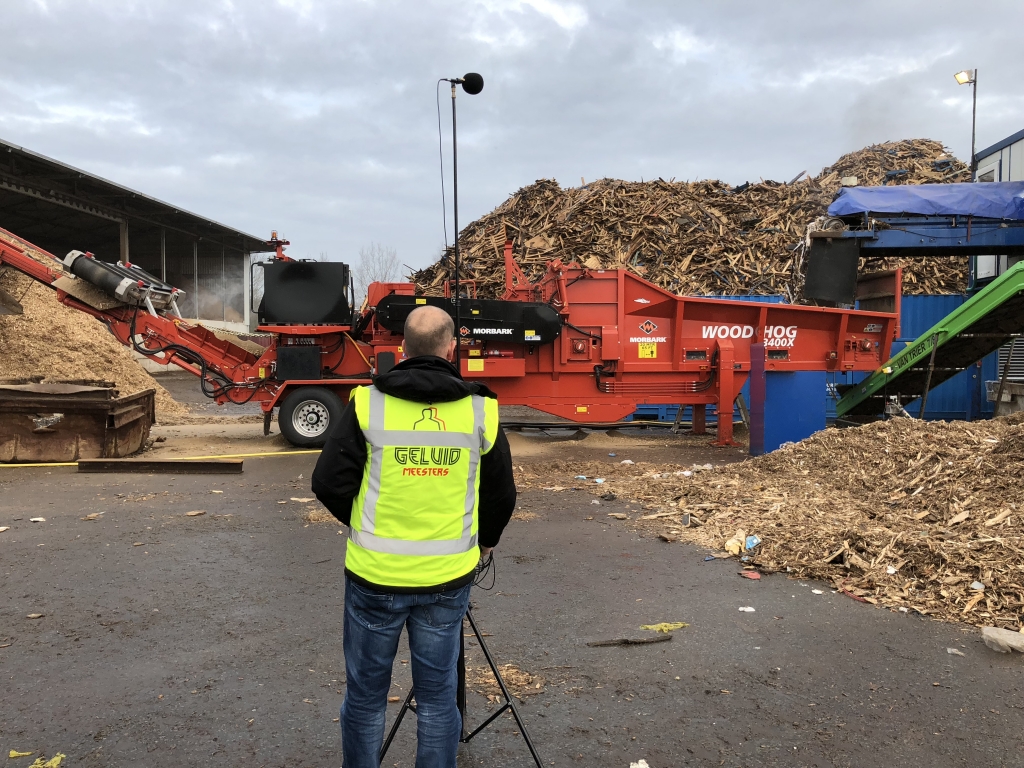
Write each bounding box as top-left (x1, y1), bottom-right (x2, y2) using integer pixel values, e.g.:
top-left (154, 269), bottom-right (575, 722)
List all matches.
top-left (700, 324), bottom-right (798, 347)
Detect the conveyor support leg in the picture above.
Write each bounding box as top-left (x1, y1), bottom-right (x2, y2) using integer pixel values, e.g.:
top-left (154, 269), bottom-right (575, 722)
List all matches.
top-left (692, 405), bottom-right (706, 435)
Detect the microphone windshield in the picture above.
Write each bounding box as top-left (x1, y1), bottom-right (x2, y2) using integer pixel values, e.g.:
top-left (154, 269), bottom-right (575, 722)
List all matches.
top-left (461, 72), bottom-right (484, 95)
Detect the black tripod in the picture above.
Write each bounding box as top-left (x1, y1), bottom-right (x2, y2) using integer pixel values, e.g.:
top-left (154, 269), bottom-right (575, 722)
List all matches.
top-left (379, 606), bottom-right (544, 766)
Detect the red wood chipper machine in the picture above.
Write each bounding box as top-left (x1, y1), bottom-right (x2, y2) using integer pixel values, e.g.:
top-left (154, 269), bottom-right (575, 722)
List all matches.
top-left (0, 228), bottom-right (898, 449)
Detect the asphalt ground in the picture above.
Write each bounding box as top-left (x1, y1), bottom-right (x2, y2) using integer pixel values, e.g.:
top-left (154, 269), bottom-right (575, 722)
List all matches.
top-left (2, 449), bottom-right (1024, 767)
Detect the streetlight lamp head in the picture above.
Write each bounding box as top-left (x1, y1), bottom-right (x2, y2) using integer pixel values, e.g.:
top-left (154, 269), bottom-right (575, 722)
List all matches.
top-left (954, 70), bottom-right (974, 85)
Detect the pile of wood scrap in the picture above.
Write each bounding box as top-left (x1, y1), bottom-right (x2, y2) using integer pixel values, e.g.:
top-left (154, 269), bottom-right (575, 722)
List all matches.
top-left (413, 139), bottom-right (970, 301)
top-left (0, 232), bottom-right (187, 419)
top-left (465, 663), bottom-right (545, 701)
top-left (517, 413), bottom-right (1024, 629)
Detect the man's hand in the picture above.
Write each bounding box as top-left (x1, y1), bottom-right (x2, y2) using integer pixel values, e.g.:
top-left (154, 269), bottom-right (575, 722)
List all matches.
top-left (479, 546), bottom-right (493, 559)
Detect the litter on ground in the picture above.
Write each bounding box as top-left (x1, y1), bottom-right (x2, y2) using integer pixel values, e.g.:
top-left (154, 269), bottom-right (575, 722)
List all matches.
top-left (640, 622), bottom-right (689, 633)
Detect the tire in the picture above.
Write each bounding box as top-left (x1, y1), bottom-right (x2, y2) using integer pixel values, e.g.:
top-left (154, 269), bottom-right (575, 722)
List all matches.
top-left (278, 386), bottom-right (343, 448)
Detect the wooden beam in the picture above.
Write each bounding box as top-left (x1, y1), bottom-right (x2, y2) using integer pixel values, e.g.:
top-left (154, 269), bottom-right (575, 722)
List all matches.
top-left (77, 459), bottom-right (244, 474)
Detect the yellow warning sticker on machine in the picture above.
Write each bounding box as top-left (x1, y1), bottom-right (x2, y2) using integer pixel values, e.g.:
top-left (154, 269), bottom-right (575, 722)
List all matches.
top-left (638, 342), bottom-right (658, 359)
top-left (415, 298), bottom-right (426, 305)
top-left (467, 359), bottom-right (485, 372)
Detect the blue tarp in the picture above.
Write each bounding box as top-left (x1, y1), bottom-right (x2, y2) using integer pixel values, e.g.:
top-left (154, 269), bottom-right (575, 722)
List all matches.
top-left (828, 181), bottom-right (1024, 220)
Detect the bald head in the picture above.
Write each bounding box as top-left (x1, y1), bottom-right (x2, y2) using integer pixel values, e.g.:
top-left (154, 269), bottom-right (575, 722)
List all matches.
top-left (403, 305), bottom-right (456, 359)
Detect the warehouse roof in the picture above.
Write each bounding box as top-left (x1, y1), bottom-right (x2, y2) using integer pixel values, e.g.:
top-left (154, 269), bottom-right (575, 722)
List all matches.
top-left (976, 127), bottom-right (1024, 163)
top-left (0, 136), bottom-right (271, 252)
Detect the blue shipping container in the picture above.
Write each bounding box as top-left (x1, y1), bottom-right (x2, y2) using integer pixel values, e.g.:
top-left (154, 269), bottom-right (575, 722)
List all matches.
top-left (831, 294), bottom-right (997, 421)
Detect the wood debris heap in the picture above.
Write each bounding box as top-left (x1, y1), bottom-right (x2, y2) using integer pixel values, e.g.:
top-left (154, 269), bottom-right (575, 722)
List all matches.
top-left (413, 139), bottom-right (970, 301)
top-left (465, 663), bottom-right (545, 701)
top-left (0, 236), bottom-right (187, 419)
top-left (519, 414), bottom-right (1024, 629)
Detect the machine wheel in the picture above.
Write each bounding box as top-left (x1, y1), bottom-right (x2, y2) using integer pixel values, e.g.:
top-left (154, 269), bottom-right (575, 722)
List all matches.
top-left (278, 386), bottom-right (343, 448)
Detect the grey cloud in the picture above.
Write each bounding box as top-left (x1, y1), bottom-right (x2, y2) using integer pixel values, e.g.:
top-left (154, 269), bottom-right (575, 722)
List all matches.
top-left (1, 0), bottom-right (1021, 272)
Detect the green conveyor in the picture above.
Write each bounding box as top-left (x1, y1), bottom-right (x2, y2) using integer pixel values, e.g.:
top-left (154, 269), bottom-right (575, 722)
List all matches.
top-left (837, 261), bottom-right (1024, 418)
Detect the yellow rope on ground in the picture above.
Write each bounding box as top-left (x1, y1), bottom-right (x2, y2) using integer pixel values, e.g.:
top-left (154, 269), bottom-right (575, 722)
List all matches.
top-left (0, 461), bottom-right (78, 468)
top-left (170, 450), bottom-right (322, 460)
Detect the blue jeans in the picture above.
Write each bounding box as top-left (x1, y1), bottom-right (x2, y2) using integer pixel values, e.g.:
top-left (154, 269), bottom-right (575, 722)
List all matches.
top-left (341, 576), bottom-right (472, 768)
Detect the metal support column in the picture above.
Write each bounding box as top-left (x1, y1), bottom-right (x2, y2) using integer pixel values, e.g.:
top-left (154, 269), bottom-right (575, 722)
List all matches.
top-left (221, 245), bottom-right (226, 322)
top-left (193, 240), bottom-right (199, 319)
top-left (160, 228), bottom-right (166, 282)
top-left (119, 220), bottom-right (129, 264)
top-left (691, 405), bottom-right (706, 435)
top-left (243, 250), bottom-right (252, 331)
top-left (918, 334), bottom-right (940, 418)
top-left (748, 342), bottom-right (766, 456)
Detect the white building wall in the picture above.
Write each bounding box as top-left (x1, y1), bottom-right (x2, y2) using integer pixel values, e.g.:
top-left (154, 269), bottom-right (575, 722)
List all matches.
top-left (1012, 139), bottom-right (1024, 181)
top-left (977, 136), bottom-right (1024, 182)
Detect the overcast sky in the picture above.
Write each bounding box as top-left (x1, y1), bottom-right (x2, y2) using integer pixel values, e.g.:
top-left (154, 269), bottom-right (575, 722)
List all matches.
top-left (3, 0), bottom-right (1022, 270)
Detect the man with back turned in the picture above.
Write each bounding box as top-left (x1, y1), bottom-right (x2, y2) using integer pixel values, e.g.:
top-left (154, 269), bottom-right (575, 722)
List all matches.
top-left (312, 305), bottom-right (517, 768)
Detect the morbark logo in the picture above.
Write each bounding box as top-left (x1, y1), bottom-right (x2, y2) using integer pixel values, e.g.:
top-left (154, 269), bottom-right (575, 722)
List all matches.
top-left (629, 319), bottom-right (668, 343)
top-left (701, 324), bottom-right (799, 347)
top-left (461, 326), bottom-right (513, 336)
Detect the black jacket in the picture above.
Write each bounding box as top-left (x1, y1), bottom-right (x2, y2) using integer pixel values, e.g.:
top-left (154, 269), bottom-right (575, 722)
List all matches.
top-left (311, 356), bottom-right (518, 591)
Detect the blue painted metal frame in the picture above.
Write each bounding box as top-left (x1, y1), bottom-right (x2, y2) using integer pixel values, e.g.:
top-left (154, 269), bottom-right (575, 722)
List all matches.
top-left (831, 216), bottom-right (1024, 257)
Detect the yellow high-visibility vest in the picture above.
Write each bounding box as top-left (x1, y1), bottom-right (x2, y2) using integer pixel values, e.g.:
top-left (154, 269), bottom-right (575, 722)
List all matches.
top-left (345, 385), bottom-right (499, 587)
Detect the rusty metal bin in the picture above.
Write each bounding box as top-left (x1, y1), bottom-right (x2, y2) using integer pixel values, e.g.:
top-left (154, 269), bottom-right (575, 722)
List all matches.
top-left (0, 380), bottom-right (155, 462)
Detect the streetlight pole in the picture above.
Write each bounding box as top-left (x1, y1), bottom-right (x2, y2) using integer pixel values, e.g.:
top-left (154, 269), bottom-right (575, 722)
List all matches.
top-left (955, 68), bottom-right (978, 178)
top-left (970, 69), bottom-right (978, 178)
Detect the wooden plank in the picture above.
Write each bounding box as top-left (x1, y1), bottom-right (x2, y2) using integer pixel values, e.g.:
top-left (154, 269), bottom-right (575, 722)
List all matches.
top-left (78, 459), bottom-right (244, 474)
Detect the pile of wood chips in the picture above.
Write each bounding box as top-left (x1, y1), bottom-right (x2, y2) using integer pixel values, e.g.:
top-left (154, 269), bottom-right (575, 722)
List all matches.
top-left (465, 663), bottom-right (545, 701)
top-left (0, 238), bottom-right (187, 419)
top-left (516, 414), bottom-right (1024, 629)
top-left (413, 139), bottom-right (970, 301)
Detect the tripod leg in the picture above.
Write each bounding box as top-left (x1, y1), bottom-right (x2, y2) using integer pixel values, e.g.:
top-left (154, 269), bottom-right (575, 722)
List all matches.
top-left (378, 687), bottom-right (416, 762)
top-left (463, 608), bottom-right (545, 768)
top-left (458, 618), bottom-right (467, 738)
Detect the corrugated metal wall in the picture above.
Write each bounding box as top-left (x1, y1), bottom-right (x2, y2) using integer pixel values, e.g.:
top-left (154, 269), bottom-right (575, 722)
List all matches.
top-left (163, 230), bottom-right (196, 319)
top-left (997, 342), bottom-right (1024, 382)
top-left (197, 241), bottom-right (224, 321)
